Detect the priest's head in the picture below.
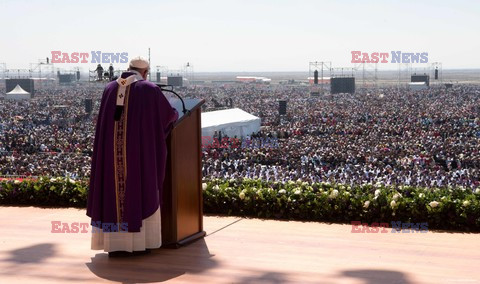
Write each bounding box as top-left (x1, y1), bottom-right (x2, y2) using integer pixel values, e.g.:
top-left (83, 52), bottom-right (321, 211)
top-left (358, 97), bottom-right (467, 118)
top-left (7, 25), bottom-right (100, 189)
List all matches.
top-left (128, 56), bottom-right (149, 80)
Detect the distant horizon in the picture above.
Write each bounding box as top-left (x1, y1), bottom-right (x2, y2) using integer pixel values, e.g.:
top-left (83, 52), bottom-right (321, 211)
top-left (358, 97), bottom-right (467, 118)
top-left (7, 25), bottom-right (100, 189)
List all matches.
top-left (3, 66), bottom-right (478, 73)
top-left (1, 68), bottom-right (478, 81)
top-left (2, 59), bottom-right (479, 74)
top-left (187, 68), bottom-right (480, 73)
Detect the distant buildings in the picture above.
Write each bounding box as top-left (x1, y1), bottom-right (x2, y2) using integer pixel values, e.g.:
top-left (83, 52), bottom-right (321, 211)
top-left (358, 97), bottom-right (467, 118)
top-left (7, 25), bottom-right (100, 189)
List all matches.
top-left (236, 76), bottom-right (271, 84)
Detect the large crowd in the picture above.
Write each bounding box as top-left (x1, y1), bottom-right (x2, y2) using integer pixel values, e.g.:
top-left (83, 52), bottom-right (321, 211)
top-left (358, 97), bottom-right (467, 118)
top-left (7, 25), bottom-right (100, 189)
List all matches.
top-left (197, 84), bottom-right (480, 189)
top-left (1, 82), bottom-right (479, 189)
top-left (0, 85), bottom-right (100, 178)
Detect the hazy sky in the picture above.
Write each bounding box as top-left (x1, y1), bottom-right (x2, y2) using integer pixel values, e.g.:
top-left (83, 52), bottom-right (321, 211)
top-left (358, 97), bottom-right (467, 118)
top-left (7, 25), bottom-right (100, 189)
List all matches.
top-left (1, 0), bottom-right (479, 72)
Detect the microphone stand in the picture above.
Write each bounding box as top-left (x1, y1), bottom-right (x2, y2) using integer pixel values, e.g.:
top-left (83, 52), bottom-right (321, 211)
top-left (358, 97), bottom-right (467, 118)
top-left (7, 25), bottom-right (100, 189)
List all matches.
top-left (156, 84), bottom-right (188, 115)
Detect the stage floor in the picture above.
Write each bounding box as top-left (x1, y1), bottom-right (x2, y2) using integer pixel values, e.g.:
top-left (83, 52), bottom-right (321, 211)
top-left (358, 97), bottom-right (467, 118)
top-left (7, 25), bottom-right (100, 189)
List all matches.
top-left (0, 206), bottom-right (479, 283)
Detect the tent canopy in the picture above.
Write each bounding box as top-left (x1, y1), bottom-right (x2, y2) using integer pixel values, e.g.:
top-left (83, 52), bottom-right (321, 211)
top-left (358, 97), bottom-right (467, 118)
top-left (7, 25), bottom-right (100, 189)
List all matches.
top-left (6, 84), bottom-right (30, 95)
top-left (408, 82), bottom-right (428, 91)
top-left (5, 84), bottom-right (31, 100)
top-left (201, 108), bottom-right (261, 138)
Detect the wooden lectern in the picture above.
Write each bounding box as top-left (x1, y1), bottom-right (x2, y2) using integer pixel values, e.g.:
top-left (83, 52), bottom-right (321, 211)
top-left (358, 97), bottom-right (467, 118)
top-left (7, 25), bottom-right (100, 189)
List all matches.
top-left (161, 98), bottom-right (206, 248)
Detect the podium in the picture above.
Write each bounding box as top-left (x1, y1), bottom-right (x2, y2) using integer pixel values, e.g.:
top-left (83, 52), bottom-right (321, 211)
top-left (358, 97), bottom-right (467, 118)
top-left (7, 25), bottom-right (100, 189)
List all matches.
top-left (161, 98), bottom-right (206, 248)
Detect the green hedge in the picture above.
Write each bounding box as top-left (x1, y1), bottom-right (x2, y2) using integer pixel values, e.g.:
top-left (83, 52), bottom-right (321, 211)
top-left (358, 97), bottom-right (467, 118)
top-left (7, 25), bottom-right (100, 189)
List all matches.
top-left (203, 178), bottom-right (480, 231)
top-left (0, 177), bottom-right (87, 208)
top-left (1, 177), bottom-right (479, 231)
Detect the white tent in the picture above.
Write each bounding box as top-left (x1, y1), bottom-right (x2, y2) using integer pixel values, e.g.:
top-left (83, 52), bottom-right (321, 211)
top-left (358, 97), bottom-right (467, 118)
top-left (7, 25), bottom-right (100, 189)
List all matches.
top-left (201, 108), bottom-right (261, 138)
top-left (408, 82), bottom-right (428, 91)
top-left (6, 84), bottom-right (31, 100)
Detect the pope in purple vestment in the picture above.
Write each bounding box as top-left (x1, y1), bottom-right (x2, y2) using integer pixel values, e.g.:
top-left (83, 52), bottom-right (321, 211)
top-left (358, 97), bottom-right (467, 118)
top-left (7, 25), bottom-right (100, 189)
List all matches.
top-left (87, 57), bottom-right (178, 236)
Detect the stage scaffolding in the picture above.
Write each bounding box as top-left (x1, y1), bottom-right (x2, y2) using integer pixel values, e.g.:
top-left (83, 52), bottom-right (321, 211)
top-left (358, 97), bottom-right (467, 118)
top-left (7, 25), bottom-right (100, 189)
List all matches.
top-left (29, 59), bottom-right (55, 88)
top-left (309, 61), bottom-right (331, 94)
top-left (354, 62), bottom-right (378, 89)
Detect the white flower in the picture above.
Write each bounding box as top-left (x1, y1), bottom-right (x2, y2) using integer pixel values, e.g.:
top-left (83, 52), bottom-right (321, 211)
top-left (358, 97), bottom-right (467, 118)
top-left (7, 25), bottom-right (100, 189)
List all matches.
top-left (202, 183), bottom-right (207, 191)
top-left (344, 192), bottom-right (351, 197)
top-left (462, 200), bottom-right (471, 207)
top-left (475, 188), bottom-right (480, 194)
top-left (294, 189), bottom-right (302, 195)
top-left (419, 193), bottom-right (425, 198)
top-left (374, 189), bottom-right (381, 197)
top-left (14, 180), bottom-right (21, 184)
top-left (329, 189), bottom-right (339, 198)
top-left (429, 201), bottom-right (439, 208)
top-left (363, 201), bottom-right (370, 209)
top-left (393, 193), bottom-right (401, 201)
top-left (441, 196), bottom-right (447, 200)
top-left (50, 177), bottom-right (57, 182)
top-left (68, 178), bottom-right (76, 184)
top-left (239, 192), bottom-right (245, 200)
top-left (278, 189), bottom-right (287, 194)
top-left (390, 200), bottom-right (397, 208)
top-left (213, 185), bottom-right (220, 191)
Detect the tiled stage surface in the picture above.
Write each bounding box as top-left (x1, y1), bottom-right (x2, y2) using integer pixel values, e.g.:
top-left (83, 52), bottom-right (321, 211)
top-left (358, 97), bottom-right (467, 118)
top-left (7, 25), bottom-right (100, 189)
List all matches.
top-left (0, 206), bottom-right (479, 283)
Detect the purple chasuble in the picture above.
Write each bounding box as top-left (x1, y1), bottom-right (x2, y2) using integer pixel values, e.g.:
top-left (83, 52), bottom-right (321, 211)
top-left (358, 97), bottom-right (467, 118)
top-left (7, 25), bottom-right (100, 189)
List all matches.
top-left (87, 72), bottom-right (178, 232)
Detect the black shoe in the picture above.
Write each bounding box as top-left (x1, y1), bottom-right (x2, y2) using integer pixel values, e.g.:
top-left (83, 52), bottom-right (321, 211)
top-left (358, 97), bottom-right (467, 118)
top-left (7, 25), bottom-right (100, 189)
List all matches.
top-left (108, 249), bottom-right (151, 257)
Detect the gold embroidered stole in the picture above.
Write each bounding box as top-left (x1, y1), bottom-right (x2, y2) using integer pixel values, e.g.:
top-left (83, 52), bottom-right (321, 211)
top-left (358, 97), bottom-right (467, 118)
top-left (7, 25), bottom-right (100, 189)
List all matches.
top-left (113, 85), bottom-right (131, 224)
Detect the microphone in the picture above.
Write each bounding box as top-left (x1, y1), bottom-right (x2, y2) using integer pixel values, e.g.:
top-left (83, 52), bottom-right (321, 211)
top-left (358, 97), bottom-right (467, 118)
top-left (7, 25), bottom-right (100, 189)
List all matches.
top-left (156, 84), bottom-right (188, 115)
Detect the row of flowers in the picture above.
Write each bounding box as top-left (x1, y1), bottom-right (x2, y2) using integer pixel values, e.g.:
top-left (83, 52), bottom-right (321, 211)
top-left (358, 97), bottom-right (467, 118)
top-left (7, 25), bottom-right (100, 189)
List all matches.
top-left (0, 177), bottom-right (88, 207)
top-left (1, 177), bottom-right (479, 231)
top-left (203, 178), bottom-right (480, 231)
